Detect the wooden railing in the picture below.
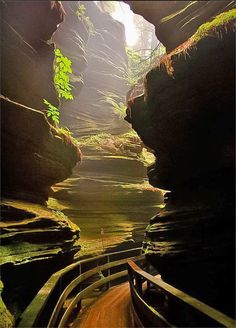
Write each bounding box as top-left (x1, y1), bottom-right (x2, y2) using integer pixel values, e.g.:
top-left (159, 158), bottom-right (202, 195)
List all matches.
top-left (17, 247), bottom-right (144, 328)
top-left (127, 260), bottom-right (236, 328)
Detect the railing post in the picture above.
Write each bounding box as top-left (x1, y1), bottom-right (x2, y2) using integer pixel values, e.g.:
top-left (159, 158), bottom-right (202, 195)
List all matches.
top-left (107, 255), bottom-right (110, 289)
top-left (136, 275), bottom-right (143, 296)
top-left (79, 263), bottom-right (82, 292)
top-left (146, 261), bottom-right (151, 291)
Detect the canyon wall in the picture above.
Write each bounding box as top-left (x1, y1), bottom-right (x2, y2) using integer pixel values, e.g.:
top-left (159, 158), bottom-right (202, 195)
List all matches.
top-left (125, 1), bottom-right (235, 320)
top-left (125, 1), bottom-right (234, 52)
top-left (1, 1), bottom-right (81, 323)
top-left (50, 1), bottom-right (163, 234)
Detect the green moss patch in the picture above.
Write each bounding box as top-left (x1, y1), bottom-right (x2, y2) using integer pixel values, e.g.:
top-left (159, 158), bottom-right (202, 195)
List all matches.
top-left (79, 131), bottom-right (140, 153)
top-left (52, 126), bottom-right (79, 148)
top-left (159, 9), bottom-right (236, 75)
top-left (192, 9), bottom-right (236, 43)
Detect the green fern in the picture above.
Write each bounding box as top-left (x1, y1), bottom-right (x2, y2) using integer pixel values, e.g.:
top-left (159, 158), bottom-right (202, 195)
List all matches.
top-left (54, 48), bottom-right (74, 100)
top-left (43, 99), bottom-right (59, 124)
top-left (43, 49), bottom-right (74, 124)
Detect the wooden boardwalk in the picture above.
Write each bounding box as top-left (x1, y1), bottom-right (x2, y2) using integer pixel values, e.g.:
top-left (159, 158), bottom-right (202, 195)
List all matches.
top-left (77, 282), bottom-right (136, 328)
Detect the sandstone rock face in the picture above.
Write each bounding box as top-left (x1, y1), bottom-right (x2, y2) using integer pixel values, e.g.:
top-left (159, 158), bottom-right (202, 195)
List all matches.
top-left (0, 281), bottom-right (14, 328)
top-left (0, 199), bottom-right (80, 320)
top-left (1, 96), bottom-right (80, 203)
top-left (1, 0), bottom-right (65, 111)
top-left (50, 1), bottom-right (163, 234)
top-left (1, 1), bottom-right (81, 323)
top-left (53, 1), bottom-right (129, 136)
top-left (126, 26), bottom-right (235, 191)
top-left (126, 1), bottom-right (234, 51)
top-left (125, 11), bottom-right (235, 318)
top-left (1, 0), bottom-right (81, 203)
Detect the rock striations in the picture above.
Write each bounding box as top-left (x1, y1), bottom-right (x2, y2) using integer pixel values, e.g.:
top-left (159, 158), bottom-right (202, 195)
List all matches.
top-left (125, 1), bottom-right (234, 52)
top-left (53, 0), bottom-right (129, 136)
top-left (50, 1), bottom-right (163, 222)
top-left (1, 96), bottom-right (80, 203)
top-left (1, 1), bottom-right (81, 324)
top-left (125, 3), bottom-right (235, 319)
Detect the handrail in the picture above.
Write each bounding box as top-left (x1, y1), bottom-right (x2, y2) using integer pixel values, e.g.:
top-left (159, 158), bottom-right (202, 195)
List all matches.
top-left (128, 260), bottom-right (236, 328)
top-left (58, 270), bottom-right (128, 328)
top-left (48, 254), bottom-right (145, 327)
top-left (18, 247), bottom-right (142, 328)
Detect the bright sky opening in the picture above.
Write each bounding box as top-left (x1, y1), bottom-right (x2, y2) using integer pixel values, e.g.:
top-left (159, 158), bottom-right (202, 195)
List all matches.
top-left (111, 2), bottom-right (139, 46)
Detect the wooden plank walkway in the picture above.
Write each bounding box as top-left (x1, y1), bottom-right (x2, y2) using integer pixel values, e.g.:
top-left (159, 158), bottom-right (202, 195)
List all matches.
top-left (76, 282), bottom-right (136, 328)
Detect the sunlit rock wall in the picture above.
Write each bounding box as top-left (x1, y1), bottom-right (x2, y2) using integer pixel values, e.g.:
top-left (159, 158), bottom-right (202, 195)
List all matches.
top-left (53, 0), bottom-right (129, 136)
top-left (125, 0), bottom-right (234, 52)
top-left (1, 1), bottom-right (63, 111)
top-left (0, 199), bottom-right (80, 321)
top-left (51, 1), bottom-right (163, 215)
top-left (125, 3), bottom-right (235, 319)
top-left (1, 1), bottom-right (81, 323)
top-left (1, 0), bottom-right (81, 203)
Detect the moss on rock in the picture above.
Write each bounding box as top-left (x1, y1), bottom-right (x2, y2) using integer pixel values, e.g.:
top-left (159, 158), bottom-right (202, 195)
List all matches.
top-left (0, 282), bottom-right (14, 328)
top-left (192, 9), bottom-right (236, 43)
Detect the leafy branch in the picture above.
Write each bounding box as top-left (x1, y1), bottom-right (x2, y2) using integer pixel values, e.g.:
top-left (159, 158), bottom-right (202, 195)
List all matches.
top-left (54, 48), bottom-right (74, 100)
top-left (124, 44), bottom-right (166, 87)
top-left (43, 99), bottom-right (59, 124)
top-left (43, 49), bottom-right (74, 125)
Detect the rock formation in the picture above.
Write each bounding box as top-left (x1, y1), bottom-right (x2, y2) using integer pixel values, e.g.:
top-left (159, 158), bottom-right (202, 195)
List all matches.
top-left (1, 96), bottom-right (80, 203)
top-left (1, 1), bottom-right (64, 111)
top-left (53, 0), bottom-right (129, 136)
top-left (0, 199), bottom-right (80, 320)
top-left (50, 1), bottom-right (163, 229)
top-left (1, 1), bottom-right (81, 324)
top-left (0, 281), bottom-right (14, 328)
top-left (125, 3), bottom-right (235, 319)
top-left (125, 1), bottom-right (234, 52)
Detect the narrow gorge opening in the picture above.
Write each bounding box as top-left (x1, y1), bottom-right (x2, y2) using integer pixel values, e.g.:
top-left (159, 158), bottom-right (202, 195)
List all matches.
top-left (1, 1), bottom-right (235, 327)
top-left (48, 1), bottom-right (165, 256)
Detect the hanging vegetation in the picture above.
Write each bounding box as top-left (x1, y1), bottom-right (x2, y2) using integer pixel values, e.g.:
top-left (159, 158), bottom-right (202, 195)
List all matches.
top-left (43, 48), bottom-right (73, 125)
top-left (124, 44), bottom-right (166, 88)
top-left (54, 48), bottom-right (74, 101)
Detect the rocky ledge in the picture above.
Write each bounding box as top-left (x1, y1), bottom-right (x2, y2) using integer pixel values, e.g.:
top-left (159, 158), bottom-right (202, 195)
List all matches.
top-left (125, 1), bottom-right (234, 52)
top-left (126, 16), bottom-right (235, 191)
top-left (0, 199), bottom-right (80, 320)
top-left (1, 96), bottom-right (81, 203)
top-left (1, 2), bottom-right (82, 325)
top-left (125, 9), bottom-right (235, 318)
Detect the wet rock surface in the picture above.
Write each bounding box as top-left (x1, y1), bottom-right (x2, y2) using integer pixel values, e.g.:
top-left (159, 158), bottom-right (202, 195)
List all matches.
top-left (0, 281), bottom-right (14, 328)
top-left (1, 1), bottom-right (82, 324)
top-left (0, 199), bottom-right (80, 320)
top-left (126, 10), bottom-right (235, 318)
top-left (143, 186), bottom-right (235, 316)
top-left (50, 1), bottom-right (163, 252)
